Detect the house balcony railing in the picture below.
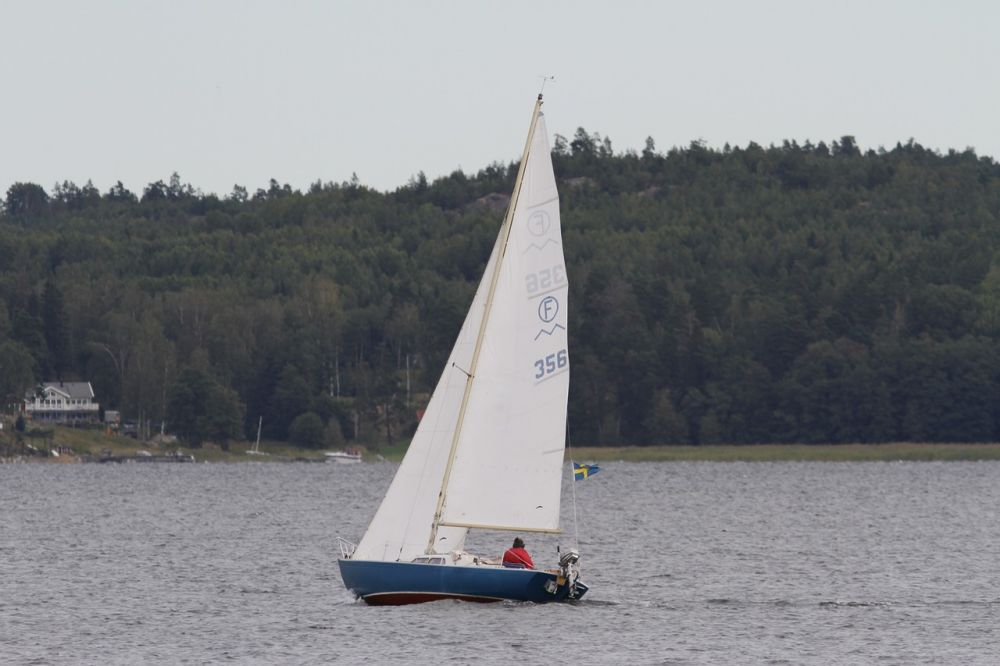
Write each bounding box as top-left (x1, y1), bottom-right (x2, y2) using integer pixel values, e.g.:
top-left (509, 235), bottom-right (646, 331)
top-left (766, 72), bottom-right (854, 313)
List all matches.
top-left (26, 404), bottom-right (100, 413)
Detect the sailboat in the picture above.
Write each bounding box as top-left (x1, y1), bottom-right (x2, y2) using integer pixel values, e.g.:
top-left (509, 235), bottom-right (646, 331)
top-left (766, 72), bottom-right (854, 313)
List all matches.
top-left (337, 94), bottom-right (588, 605)
top-left (247, 416), bottom-right (266, 455)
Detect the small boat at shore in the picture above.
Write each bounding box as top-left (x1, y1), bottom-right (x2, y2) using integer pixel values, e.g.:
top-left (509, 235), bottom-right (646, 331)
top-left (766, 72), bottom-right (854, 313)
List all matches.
top-left (325, 448), bottom-right (362, 464)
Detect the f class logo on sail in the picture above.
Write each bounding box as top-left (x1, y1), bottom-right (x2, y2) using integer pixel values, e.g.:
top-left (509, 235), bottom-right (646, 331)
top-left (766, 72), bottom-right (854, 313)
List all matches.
top-left (538, 296), bottom-right (559, 323)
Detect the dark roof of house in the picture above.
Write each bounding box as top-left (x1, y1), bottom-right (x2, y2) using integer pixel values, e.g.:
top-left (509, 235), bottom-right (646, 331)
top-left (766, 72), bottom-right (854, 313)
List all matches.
top-left (35, 382), bottom-right (96, 400)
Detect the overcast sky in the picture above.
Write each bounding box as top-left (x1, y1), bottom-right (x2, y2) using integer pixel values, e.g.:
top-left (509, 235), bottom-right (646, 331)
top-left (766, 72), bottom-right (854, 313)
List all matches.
top-left (1, 1), bottom-right (998, 198)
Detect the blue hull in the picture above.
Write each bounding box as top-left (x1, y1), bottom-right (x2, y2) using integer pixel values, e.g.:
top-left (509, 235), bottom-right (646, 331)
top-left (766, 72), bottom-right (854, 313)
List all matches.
top-left (338, 559), bottom-right (588, 605)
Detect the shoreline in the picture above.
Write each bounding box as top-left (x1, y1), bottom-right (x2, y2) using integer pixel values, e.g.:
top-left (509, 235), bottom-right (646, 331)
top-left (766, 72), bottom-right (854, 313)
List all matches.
top-left (6, 425), bottom-right (1000, 464)
top-left (568, 442), bottom-right (1000, 462)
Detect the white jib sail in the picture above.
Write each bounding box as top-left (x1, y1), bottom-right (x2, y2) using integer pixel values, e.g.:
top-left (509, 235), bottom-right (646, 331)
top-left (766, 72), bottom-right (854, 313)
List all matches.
top-left (351, 235), bottom-right (502, 561)
top-left (352, 106), bottom-right (567, 561)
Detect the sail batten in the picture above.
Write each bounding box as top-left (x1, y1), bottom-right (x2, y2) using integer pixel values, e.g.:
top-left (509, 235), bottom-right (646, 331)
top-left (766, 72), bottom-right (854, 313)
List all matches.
top-left (438, 522), bottom-right (564, 534)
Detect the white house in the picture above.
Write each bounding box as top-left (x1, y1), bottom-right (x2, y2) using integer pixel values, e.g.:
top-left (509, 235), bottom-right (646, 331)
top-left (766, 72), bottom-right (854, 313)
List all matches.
top-left (24, 382), bottom-right (101, 424)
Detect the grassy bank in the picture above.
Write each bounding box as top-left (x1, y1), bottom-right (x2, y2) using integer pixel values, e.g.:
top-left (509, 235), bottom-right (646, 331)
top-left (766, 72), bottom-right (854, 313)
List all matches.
top-left (0, 424), bottom-right (330, 463)
top-left (569, 442), bottom-right (1000, 462)
top-left (375, 440), bottom-right (1000, 463)
top-left (6, 424), bottom-right (1000, 463)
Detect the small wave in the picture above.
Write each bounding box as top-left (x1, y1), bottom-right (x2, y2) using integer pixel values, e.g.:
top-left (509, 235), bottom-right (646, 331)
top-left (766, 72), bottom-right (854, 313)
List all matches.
top-left (572, 598), bottom-right (619, 607)
top-left (817, 600), bottom-right (1000, 608)
top-left (703, 598), bottom-right (800, 608)
top-left (818, 600), bottom-right (892, 608)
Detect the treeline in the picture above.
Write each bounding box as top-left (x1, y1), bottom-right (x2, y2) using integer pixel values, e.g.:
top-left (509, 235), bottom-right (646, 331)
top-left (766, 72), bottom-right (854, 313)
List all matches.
top-left (3, 130), bottom-right (1000, 447)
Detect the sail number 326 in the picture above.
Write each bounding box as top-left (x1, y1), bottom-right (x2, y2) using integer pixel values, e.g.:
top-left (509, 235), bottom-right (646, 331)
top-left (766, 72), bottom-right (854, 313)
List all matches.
top-left (534, 349), bottom-right (568, 379)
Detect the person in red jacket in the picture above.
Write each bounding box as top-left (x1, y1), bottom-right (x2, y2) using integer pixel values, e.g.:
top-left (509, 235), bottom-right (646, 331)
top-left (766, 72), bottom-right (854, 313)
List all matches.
top-left (502, 537), bottom-right (534, 569)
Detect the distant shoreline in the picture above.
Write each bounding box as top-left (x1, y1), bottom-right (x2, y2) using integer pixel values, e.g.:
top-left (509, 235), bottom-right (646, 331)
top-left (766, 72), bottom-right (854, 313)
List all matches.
top-left (567, 443), bottom-right (1000, 462)
top-left (6, 425), bottom-right (1000, 464)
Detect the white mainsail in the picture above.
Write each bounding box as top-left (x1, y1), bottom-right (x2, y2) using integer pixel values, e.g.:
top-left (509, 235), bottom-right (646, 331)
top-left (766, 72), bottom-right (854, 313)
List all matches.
top-left (352, 101), bottom-right (568, 562)
top-left (440, 112), bottom-right (567, 532)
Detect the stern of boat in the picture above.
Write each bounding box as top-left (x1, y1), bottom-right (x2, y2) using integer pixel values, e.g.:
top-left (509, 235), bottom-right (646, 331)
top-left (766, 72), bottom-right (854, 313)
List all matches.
top-left (551, 548), bottom-right (587, 600)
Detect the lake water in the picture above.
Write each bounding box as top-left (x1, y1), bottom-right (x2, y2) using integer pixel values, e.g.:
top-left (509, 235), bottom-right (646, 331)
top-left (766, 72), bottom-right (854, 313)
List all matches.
top-left (2, 460), bottom-right (999, 664)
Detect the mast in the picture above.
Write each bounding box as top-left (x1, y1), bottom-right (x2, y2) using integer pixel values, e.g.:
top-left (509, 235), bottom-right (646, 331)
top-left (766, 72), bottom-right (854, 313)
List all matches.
top-left (425, 95), bottom-right (545, 553)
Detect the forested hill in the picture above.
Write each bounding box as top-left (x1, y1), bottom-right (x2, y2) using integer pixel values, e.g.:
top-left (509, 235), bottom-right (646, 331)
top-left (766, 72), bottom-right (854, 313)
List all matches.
top-left (4, 131), bottom-right (1000, 447)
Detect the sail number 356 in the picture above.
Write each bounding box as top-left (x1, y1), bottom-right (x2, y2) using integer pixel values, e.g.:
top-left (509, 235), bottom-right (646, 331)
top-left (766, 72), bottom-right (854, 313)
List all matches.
top-left (534, 349), bottom-right (568, 379)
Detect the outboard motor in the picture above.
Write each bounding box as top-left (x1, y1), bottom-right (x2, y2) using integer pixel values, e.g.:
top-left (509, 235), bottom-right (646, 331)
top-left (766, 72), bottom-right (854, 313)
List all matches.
top-left (559, 548), bottom-right (580, 569)
top-left (558, 548), bottom-right (583, 598)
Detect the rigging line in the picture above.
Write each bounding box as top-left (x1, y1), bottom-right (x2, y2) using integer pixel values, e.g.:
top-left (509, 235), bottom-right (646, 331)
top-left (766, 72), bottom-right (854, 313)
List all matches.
top-left (567, 429), bottom-right (580, 553)
top-left (538, 75), bottom-right (555, 96)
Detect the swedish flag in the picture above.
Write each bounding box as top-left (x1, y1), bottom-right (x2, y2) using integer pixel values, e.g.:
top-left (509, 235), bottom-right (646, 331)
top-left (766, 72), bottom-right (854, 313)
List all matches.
top-left (573, 462), bottom-right (600, 481)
